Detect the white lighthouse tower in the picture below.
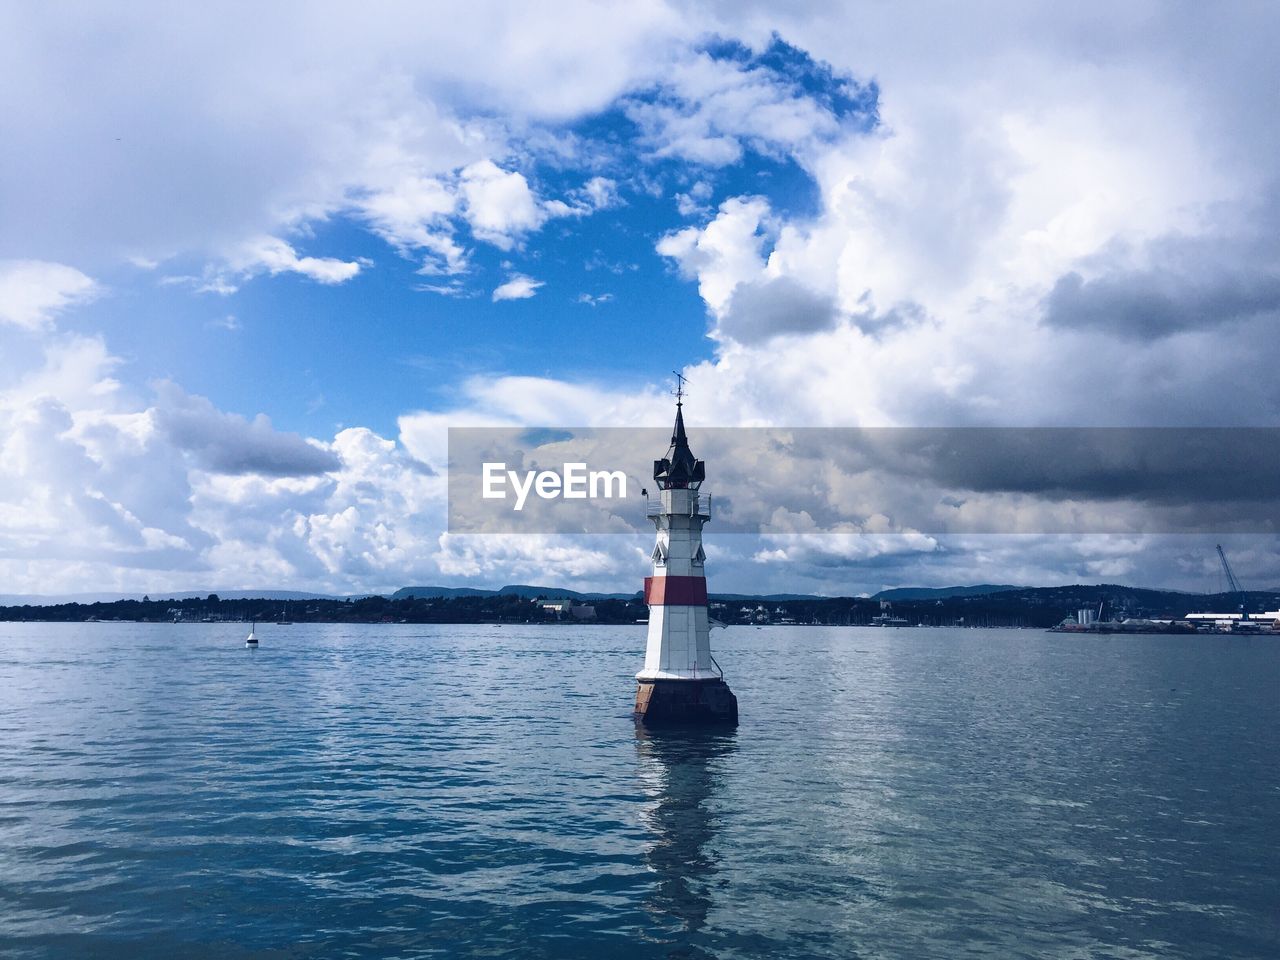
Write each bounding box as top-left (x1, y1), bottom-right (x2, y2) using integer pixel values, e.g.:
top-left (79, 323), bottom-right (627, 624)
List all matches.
top-left (635, 382), bottom-right (737, 725)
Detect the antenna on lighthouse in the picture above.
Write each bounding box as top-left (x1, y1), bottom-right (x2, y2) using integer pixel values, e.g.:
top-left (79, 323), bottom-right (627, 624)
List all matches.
top-left (672, 371), bottom-right (687, 405)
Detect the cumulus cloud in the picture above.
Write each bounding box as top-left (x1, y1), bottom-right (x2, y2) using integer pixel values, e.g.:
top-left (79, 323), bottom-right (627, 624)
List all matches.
top-left (0, 336), bottom-right (447, 594)
top-left (1, 334), bottom-right (1275, 595)
top-left (460, 161), bottom-right (548, 248)
top-left (0, 260), bottom-right (97, 330)
top-left (356, 164), bottom-right (613, 273)
top-left (434, 532), bottom-right (634, 581)
top-left (229, 236), bottom-right (362, 286)
top-left (625, 35), bottom-right (875, 166)
top-left (675, 180), bottom-right (713, 216)
top-left (359, 175), bottom-right (457, 246)
top-left (492, 274), bottom-right (544, 302)
top-left (0, 339), bottom-right (210, 580)
top-left (581, 176), bottom-right (620, 209)
top-left (1042, 223), bottom-right (1280, 338)
top-left (357, 174), bottom-right (468, 274)
top-left (638, 6), bottom-right (1280, 438)
top-left (0, 3), bottom-right (691, 285)
top-left (1044, 268), bottom-right (1280, 339)
top-left (162, 238), bottom-right (364, 295)
top-left (718, 276), bottom-right (838, 343)
top-left (657, 196), bottom-right (772, 315)
top-left (6, 5), bottom-right (1280, 595)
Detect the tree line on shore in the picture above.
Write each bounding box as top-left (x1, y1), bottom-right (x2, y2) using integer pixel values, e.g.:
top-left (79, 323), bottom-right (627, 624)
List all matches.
top-left (2, 584), bottom-right (1276, 628)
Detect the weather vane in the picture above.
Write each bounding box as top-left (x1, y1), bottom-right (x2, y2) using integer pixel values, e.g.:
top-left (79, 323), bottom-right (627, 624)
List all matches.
top-left (672, 370), bottom-right (687, 405)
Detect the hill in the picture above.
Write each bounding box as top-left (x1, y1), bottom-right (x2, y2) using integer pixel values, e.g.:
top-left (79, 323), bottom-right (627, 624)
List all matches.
top-left (0, 589), bottom-right (341, 605)
top-left (872, 584), bottom-right (1021, 601)
top-left (392, 584), bottom-right (637, 601)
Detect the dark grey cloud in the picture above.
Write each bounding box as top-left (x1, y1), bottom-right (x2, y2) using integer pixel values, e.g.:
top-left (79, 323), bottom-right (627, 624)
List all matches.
top-left (1044, 268), bottom-right (1280, 338)
top-left (154, 383), bottom-right (341, 476)
top-left (718, 275), bottom-right (838, 343)
top-left (1043, 217), bottom-right (1280, 339)
top-left (738, 428), bottom-right (1280, 534)
top-left (803, 428), bottom-right (1280, 504)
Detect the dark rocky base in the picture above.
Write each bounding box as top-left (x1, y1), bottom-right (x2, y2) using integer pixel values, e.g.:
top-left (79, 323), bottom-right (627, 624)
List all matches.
top-left (634, 678), bottom-right (738, 727)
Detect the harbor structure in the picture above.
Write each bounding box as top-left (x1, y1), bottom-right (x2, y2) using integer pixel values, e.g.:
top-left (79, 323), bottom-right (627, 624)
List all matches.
top-left (635, 388), bottom-right (737, 725)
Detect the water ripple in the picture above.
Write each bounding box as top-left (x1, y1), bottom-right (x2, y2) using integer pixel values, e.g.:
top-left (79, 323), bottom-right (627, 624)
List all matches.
top-left (0, 623), bottom-right (1277, 958)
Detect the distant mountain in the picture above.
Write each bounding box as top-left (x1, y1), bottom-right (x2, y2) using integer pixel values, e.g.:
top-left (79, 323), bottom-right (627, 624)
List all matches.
top-left (393, 585), bottom-right (832, 603)
top-left (709, 593), bottom-right (829, 602)
top-left (872, 584), bottom-right (1022, 601)
top-left (11, 581), bottom-right (1274, 612)
top-left (389, 586), bottom-right (500, 600)
top-left (498, 584), bottom-right (639, 601)
top-left (0, 590), bottom-right (340, 605)
top-left (392, 584), bottom-right (638, 602)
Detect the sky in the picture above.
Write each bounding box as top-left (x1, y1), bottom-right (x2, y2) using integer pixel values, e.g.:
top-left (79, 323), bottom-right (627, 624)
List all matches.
top-left (3, 1), bottom-right (1280, 597)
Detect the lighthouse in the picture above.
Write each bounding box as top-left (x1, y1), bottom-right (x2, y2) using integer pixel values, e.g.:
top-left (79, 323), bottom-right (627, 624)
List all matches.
top-left (634, 383), bottom-right (738, 726)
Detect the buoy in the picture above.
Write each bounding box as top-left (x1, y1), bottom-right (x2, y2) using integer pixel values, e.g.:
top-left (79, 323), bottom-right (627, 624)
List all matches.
top-left (246, 621), bottom-right (258, 648)
top-left (634, 382), bottom-right (737, 726)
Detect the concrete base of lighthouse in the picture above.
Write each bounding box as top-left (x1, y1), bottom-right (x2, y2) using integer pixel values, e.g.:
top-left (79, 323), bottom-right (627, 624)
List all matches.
top-left (634, 678), bottom-right (738, 727)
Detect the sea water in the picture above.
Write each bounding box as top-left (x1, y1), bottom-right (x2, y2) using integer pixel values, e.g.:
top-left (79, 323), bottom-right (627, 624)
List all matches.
top-left (0, 623), bottom-right (1277, 959)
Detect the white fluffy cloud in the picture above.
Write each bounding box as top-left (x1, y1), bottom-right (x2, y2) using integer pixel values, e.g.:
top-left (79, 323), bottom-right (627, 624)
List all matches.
top-left (657, 197), bottom-right (773, 315)
top-left (354, 163), bottom-right (611, 277)
top-left (0, 261), bottom-right (97, 330)
top-left (638, 4), bottom-right (1280, 437)
top-left (229, 237), bottom-right (362, 286)
top-left (0, 335), bottom-right (451, 594)
top-left (581, 176), bottom-right (620, 210)
top-left (0, 2), bottom-right (692, 274)
top-left (162, 237), bottom-right (364, 294)
top-left (491, 274), bottom-right (544, 302)
top-left (0, 335), bottom-right (657, 595)
top-left (4, 4), bottom-right (1280, 594)
top-left (0, 333), bottom-right (1272, 596)
top-left (460, 161), bottom-right (547, 248)
top-left (625, 44), bottom-right (854, 165)
top-left (358, 174), bottom-right (468, 274)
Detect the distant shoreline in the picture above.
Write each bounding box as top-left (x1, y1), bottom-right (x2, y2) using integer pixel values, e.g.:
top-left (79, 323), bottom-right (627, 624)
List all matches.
top-left (3, 583), bottom-right (1279, 631)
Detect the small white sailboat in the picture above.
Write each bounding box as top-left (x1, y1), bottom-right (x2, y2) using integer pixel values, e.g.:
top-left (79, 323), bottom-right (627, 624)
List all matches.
top-left (246, 621), bottom-right (258, 648)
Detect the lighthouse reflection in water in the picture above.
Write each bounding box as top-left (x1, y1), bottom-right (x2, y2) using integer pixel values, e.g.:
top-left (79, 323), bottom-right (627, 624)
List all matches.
top-left (635, 727), bottom-right (738, 942)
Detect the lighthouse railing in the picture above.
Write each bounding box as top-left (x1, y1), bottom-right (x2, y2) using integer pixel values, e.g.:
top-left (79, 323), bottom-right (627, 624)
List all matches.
top-left (643, 492), bottom-right (712, 519)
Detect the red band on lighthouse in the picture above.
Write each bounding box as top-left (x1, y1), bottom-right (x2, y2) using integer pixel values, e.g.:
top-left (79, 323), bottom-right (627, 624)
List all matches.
top-left (644, 575), bottom-right (708, 606)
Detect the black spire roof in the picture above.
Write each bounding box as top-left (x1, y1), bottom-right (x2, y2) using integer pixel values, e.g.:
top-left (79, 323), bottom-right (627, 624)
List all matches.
top-left (653, 400), bottom-right (705, 490)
